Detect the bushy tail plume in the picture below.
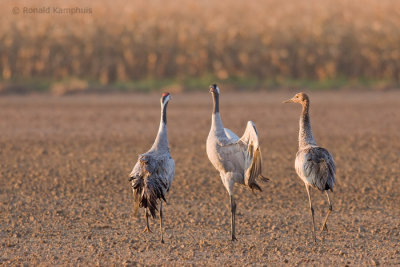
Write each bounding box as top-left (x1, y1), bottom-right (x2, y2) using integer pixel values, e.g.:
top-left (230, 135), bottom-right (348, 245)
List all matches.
top-left (130, 173), bottom-right (167, 218)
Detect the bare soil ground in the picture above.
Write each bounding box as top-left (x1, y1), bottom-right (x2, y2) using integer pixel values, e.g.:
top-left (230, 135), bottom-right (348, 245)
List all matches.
top-left (0, 91), bottom-right (399, 266)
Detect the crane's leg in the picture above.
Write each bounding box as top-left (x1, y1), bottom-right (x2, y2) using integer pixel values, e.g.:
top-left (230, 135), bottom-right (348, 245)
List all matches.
top-left (320, 190), bottom-right (332, 233)
top-left (143, 209), bottom-right (152, 233)
top-left (159, 201), bottom-right (164, 243)
top-left (221, 174), bottom-right (237, 241)
top-left (305, 185), bottom-right (317, 242)
top-left (230, 194), bottom-right (237, 241)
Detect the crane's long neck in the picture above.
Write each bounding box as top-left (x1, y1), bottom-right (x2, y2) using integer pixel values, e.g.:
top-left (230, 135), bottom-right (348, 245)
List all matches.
top-left (210, 93), bottom-right (225, 133)
top-left (150, 102), bottom-right (169, 152)
top-left (299, 101), bottom-right (316, 149)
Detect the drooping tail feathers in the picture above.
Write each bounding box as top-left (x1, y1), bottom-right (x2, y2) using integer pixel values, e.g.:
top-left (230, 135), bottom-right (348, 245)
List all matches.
top-left (317, 159), bottom-right (334, 192)
top-left (130, 174), bottom-right (167, 218)
top-left (304, 148), bottom-right (335, 192)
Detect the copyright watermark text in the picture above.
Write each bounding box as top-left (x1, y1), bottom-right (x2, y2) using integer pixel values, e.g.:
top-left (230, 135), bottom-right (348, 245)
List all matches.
top-left (12, 6), bottom-right (92, 15)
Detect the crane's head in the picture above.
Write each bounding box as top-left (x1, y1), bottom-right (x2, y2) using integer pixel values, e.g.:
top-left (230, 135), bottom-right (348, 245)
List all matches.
top-left (283, 92), bottom-right (309, 105)
top-left (161, 92), bottom-right (171, 104)
top-left (209, 84), bottom-right (220, 94)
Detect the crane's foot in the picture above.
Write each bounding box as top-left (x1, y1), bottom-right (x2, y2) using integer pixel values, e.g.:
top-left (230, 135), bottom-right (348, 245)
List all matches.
top-left (161, 238), bottom-right (165, 244)
top-left (311, 231), bottom-right (317, 243)
top-left (143, 226), bottom-right (152, 233)
top-left (320, 223), bottom-right (328, 234)
top-left (231, 235), bottom-right (238, 242)
top-left (308, 235), bottom-right (318, 244)
top-left (309, 235), bottom-right (322, 244)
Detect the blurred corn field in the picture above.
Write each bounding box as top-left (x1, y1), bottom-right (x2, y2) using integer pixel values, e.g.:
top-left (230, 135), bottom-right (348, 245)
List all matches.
top-left (1, 0), bottom-right (400, 91)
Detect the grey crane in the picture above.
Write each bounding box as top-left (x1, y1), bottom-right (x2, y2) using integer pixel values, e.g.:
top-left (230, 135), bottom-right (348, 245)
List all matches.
top-left (206, 84), bottom-right (268, 241)
top-left (129, 92), bottom-right (175, 243)
top-left (283, 92), bottom-right (336, 242)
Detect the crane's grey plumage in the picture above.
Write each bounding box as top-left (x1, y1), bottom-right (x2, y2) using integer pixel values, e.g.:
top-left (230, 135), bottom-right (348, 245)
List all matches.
top-left (206, 84), bottom-right (268, 241)
top-left (284, 92), bottom-right (336, 242)
top-left (129, 92), bottom-right (175, 243)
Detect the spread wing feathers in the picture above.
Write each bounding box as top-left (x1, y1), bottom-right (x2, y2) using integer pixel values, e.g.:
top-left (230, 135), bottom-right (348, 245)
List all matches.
top-left (129, 154), bottom-right (174, 218)
top-left (239, 121), bottom-right (268, 191)
top-left (303, 147), bottom-right (336, 191)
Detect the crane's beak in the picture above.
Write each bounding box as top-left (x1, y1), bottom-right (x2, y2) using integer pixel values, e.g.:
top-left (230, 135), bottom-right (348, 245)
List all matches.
top-left (283, 98), bottom-right (294, 103)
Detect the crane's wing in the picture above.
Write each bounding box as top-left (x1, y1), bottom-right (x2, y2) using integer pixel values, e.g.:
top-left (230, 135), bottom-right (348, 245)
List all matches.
top-left (239, 121), bottom-right (268, 190)
top-left (303, 147), bottom-right (336, 191)
top-left (224, 128), bottom-right (239, 143)
top-left (215, 122), bottom-right (267, 191)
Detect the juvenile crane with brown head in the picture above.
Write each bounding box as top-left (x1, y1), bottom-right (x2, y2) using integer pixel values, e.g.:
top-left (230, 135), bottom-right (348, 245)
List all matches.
top-left (284, 92), bottom-right (336, 242)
